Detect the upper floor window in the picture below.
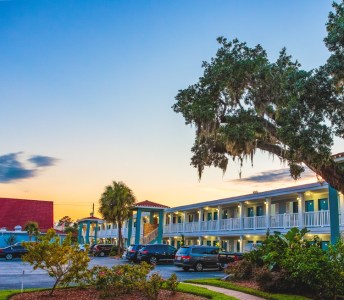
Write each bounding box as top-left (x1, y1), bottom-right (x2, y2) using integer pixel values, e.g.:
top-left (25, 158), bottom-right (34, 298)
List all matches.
top-left (318, 198), bottom-right (329, 211)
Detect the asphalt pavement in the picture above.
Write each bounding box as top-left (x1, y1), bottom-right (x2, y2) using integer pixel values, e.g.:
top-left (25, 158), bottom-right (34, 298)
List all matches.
top-left (0, 257), bottom-right (225, 290)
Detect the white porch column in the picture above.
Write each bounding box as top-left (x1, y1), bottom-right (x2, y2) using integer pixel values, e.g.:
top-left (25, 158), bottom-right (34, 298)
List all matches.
top-left (169, 213), bottom-right (173, 233)
top-left (339, 193), bottom-right (344, 225)
top-left (239, 235), bottom-right (244, 252)
top-left (239, 203), bottom-right (244, 229)
top-left (198, 208), bottom-right (203, 232)
top-left (298, 193), bottom-right (305, 228)
top-left (217, 206), bottom-right (222, 231)
top-left (265, 198), bottom-right (271, 229)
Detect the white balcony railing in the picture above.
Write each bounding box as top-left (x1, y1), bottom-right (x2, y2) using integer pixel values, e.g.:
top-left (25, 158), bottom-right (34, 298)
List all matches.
top-left (304, 210), bottom-right (330, 227)
top-left (200, 220), bottom-right (217, 231)
top-left (185, 222), bottom-right (198, 232)
top-left (220, 218), bottom-right (241, 230)
top-left (270, 213), bottom-right (299, 228)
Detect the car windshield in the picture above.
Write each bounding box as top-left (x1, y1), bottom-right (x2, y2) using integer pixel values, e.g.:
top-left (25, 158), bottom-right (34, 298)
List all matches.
top-left (177, 247), bottom-right (190, 255)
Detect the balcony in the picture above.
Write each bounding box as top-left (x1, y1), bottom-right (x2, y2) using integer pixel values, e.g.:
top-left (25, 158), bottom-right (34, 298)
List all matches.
top-left (304, 210), bottom-right (330, 227)
top-left (162, 210), bottom-right (331, 236)
top-left (270, 213), bottom-right (299, 228)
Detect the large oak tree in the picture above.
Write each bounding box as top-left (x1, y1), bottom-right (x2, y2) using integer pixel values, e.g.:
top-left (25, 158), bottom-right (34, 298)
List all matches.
top-left (173, 1), bottom-right (344, 193)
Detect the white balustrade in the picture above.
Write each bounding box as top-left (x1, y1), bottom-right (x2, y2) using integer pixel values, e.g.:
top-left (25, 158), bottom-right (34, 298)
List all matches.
top-left (304, 210), bottom-right (330, 227)
top-left (243, 217), bottom-right (254, 229)
top-left (220, 218), bottom-right (241, 230)
top-left (200, 220), bottom-right (217, 231)
top-left (184, 222), bottom-right (198, 232)
top-left (256, 216), bottom-right (266, 229)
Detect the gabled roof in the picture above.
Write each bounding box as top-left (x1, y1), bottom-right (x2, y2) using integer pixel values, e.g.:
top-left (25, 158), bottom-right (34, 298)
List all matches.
top-left (77, 216), bottom-right (102, 222)
top-left (0, 198), bottom-right (53, 230)
top-left (134, 200), bottom-right (169, 209)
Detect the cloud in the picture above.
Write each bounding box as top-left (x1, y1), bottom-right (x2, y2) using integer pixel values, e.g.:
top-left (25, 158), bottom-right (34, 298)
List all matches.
top-left (0, 152), bottom-right (58, 183)
top-left (231, 167), bottom-right (315, 183)
top-left (28, 155), bottom-right (58, 167)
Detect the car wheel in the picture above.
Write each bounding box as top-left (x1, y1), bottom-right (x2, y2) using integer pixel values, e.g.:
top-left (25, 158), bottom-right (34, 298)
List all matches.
top-left (5, 254), bottom-right (13, 260)
top-left (99, 251), bottom-right (105, 257)
top-left (182, 267), bottom-right (190, 271)
top-left (194, 262), bottom-right (203, 272)
top-left (149, 256), bottom-right (158, 265)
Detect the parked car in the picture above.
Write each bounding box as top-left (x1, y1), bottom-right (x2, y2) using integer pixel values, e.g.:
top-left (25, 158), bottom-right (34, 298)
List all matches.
top-left (137, 244), bottom-right (177, 265)
top-left (217, 252), bottom-right (244, 268)
top-left (174, 245), bottom-right (220, 272)
top-left (91, 244), bottom-right (113, 257)
top-left (0, 245), bottom-right (28, 260)
top-left (126, 244), bottom-right (145, 262)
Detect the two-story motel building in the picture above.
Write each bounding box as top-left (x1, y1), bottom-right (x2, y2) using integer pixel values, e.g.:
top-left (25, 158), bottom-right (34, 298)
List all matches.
top-left (87, 181), bottom-right (344, 252)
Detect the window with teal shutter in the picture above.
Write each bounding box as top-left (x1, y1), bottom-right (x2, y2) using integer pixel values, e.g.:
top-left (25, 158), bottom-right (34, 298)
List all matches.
top-left (247, 207), bottom-right (254, 217)
top-left (318, 198), bottom-right (329, 211)
top-left (305, 200), bottom-right (314, 212)
top-left (207, 212), bottom-right (212, 221)
top-left (256, 206), bottom-right (263, 216)
top-left (214, 211), bottom-right (218, 220)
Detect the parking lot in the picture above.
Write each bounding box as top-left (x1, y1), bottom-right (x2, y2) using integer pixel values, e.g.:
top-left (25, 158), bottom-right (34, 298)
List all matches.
top-left (0, 257), bottom-right (225, 290)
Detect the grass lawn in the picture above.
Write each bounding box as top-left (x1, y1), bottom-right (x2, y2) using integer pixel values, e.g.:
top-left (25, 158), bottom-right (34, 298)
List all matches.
top-left (0, 285), bottom-right (237, 300)
top-left (184, 278), bottom-right (312, 300)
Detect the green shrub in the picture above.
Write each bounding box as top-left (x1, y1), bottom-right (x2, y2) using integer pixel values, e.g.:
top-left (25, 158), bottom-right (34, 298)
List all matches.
top-left (165, 273), bottom-right (179, 295)
top-left (89, 262), bottom-right (154, 298)
top-left (143, 273), bottom-right (164, 300)
top-left (225, 259), bottom-right (253, 280)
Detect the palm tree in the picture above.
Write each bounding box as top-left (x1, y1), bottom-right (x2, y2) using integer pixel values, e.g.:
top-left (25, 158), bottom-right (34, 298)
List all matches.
top-left (24, 221), bottom-right (39, 241)
top-left (99, 181), bottom-right (136, 255)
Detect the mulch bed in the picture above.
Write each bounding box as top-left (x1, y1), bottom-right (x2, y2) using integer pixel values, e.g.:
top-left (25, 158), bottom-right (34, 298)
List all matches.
top-left (10, 287), bottom-right (207, 300)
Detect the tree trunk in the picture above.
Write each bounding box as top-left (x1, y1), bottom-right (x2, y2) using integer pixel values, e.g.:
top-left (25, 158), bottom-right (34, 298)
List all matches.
top-left (49, 278), bottom-right (60, 296)
top-left (118, 222), bottom-right (122, 256)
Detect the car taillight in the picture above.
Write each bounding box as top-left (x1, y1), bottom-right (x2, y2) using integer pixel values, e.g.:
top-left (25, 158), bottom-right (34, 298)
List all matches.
top-left (181, 255), bottom-right (190, 259)
top-left (0, 249), bottom-right (2, 253)
top-left (129, 250), bottom-right (136, 253)
top-left (142, 250), bottom-right (148, 254)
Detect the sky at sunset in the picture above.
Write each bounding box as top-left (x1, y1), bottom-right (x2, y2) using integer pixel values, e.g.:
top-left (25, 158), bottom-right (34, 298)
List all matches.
top-left (1, 0), bottom-right (342, 222)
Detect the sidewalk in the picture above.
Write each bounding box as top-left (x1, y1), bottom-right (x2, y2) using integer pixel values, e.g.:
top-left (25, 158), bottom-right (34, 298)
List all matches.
top-left (186, 283), bottom-right (265, 300)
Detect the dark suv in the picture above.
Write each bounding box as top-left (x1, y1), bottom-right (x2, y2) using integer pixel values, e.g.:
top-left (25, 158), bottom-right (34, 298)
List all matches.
top-left (174, 245), bottom-right (220, 271)
top-left (137, 244), bottom-right (177, 264)
top-left (126, 244), bottom-right (145, 262)
top-left (91, 244), bottom-right (113, 257)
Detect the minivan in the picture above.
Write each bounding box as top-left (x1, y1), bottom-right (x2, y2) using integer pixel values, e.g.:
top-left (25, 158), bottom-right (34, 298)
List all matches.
top-left (174, 245), bottom-right (220, 271)
top-left (137, 244), bottom-right (177, 264)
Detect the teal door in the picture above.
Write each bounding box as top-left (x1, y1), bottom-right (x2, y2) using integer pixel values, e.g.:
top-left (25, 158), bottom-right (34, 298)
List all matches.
top-left (207, 212), bottom-right (212, 221)
top-left (318, 198), bottom-right (329, 210)
top-left (214, 211), bottom-right (218, 220)
top-left (305, 200), bottom-right (314, 212)
top-left (292, 201), bottom-right (298, 213)
top-left (247, 207), bottom-right (254, 217)
top-left (206, 240), bottom-right (211, 246)
top-left (256, 206), bottom-right (263, 216)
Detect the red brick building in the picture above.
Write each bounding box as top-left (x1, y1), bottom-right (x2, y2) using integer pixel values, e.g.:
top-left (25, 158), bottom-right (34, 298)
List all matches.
top-left (0, 198), bottom-right (53, 231)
